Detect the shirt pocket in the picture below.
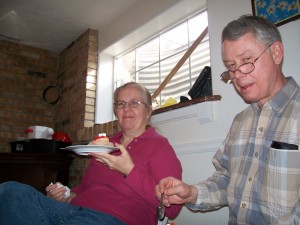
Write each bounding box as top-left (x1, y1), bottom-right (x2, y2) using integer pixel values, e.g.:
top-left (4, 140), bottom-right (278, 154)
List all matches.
top-left (260, 146), bottom-right (300, 216)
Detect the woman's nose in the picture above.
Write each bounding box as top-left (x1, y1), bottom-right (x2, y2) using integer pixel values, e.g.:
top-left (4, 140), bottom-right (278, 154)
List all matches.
top-left (123, 104), bottom-right (131, 111)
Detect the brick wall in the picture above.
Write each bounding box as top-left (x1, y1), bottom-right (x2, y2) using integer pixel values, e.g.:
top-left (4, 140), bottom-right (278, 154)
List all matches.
top-left (0, 29), bottom-right (102, 151)
top-left (0, 40), bottom-right (58, 152)
top-left (54, 29), bottom-right (99, 141)
top-left (0, 29), bottom-right (121, 187)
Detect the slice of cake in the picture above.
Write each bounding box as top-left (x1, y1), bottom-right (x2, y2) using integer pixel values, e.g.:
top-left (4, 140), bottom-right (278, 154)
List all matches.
top-left (88, 133), bottom-right (114, 147)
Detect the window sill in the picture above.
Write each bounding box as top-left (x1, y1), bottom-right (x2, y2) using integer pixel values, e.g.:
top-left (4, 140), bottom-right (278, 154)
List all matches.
top-left (152, 95), bottom-right (221, 115)
top-left (151, 95), bottom-right (221, 125)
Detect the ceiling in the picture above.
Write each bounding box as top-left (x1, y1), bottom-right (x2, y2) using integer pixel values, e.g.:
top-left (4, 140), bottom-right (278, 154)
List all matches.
top-left (0, 0), bottom-right (146, 53)
top-left (0, 0), bottom-right (203, 54)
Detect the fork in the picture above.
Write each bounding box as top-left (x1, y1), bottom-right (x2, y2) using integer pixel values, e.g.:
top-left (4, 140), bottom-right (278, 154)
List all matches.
top-left (156, 193), bottom-right (165, 220)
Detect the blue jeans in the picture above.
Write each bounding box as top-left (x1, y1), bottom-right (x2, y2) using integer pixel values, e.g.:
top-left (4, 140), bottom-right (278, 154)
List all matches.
top-left (0, 181), bottom-right (127, 225)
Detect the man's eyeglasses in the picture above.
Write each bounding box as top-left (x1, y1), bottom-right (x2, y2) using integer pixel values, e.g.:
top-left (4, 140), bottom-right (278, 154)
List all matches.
top-left (114, 100), bottom-right (147, 109)
top-left (220, 45), bottom-right (271, 84)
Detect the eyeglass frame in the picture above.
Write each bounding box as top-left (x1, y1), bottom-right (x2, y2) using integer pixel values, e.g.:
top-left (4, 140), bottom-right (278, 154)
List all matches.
top-left (113, 100), bottom-right (147, 109)
top-left (220, 44), bottom-right (271, 84)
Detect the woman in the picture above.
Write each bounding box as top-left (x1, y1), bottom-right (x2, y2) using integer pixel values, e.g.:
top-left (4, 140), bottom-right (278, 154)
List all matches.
top-left (0, 82), bottom-right (182, 225)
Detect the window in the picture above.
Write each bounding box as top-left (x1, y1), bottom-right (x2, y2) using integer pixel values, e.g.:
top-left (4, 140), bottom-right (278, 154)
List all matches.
top-left (114, 10), bottom-right (210, 106)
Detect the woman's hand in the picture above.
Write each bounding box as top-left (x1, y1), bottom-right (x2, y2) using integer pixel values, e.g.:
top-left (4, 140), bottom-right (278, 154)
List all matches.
top-left (46, 182), bottom-right (76, 203)
top-left (90, 143), bottom-right (134, 175)
top-left (155, 176), bottom-right (198, 207)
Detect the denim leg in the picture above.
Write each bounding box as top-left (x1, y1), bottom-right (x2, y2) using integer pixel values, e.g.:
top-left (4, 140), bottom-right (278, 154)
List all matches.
top-left (66, 207), bottom-right (127, 225)
top-left (0, 181), bottom-right (73, 225)
top-left (0, 181), bottom-right (127, 225)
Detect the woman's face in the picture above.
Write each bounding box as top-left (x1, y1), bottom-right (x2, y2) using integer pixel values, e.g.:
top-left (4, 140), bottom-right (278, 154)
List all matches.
top-left (115, 86), bottom-right (151, 135)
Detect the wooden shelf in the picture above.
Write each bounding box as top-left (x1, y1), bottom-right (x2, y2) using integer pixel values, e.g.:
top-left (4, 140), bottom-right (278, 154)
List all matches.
top-left (152, 95), bottom-right (221, 115)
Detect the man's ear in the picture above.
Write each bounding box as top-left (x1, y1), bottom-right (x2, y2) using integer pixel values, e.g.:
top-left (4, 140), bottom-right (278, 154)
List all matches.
top-left (271, 41), bottom-right (284, 65)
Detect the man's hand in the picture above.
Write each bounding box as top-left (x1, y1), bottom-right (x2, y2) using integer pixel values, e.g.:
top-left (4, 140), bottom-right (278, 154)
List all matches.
top-left (155, 177), bottom-right (198, 207)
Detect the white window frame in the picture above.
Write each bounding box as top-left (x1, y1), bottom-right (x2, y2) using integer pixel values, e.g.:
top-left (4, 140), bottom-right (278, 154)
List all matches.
top-left (114, 10), bottom-right (209, 106)
top-left (95, 9), bottom-right (210, 124)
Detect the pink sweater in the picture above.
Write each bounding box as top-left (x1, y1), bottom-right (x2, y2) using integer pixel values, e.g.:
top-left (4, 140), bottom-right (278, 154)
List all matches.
top-left (71, 127), bottom-right (182, 225)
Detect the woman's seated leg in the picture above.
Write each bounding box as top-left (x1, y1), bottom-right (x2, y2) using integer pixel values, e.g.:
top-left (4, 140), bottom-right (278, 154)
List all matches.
top-left (0, 181), bottom-right (72, 225)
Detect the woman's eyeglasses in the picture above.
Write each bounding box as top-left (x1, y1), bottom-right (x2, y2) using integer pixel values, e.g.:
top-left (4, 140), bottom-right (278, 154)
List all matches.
top-left (114, 100), bottom-right (147, 109)
top-left (220, 45), bottom-right (271, 84)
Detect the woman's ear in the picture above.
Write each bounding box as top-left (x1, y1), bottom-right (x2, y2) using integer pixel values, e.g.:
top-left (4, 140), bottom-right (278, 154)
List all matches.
top-left (146, 108), bottom-right (153, 118)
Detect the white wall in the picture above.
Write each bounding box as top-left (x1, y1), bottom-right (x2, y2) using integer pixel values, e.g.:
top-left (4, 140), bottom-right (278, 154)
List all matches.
top-left (152, 0), bottom-right (300, 224)
top-left (279, 20), bottom-right (300, 81)
top-left (95, 53), bottom-right (114, 123)
top-left (100, 0), bottom-right (205, 56)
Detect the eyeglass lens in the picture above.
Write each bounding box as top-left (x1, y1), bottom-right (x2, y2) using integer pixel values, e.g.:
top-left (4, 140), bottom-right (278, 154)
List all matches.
top-left (220, 45), bottom-right (271, 83)
top-left (114, 100), bottom-right (142, 109)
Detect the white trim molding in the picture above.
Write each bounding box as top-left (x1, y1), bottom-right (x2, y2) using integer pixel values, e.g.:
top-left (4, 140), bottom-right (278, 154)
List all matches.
top-left (150, 101), bottom-right (213, 125)
top-left (173, 139), bottom-right (223, 155)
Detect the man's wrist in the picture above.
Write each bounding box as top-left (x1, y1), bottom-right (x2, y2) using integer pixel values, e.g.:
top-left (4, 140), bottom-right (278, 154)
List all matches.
top-left (188, 185), bottom-right (199, 204)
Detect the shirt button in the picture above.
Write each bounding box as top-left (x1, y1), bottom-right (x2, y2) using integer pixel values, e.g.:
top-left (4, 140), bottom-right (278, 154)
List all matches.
top-left (259, 127), bottom-right (263, 132)
top-left (248, 177), bottom-right (252, 182)
top-left (255, 152), bottom-right (258, 157)
top-left (242, 203), bottom-right (246, 208)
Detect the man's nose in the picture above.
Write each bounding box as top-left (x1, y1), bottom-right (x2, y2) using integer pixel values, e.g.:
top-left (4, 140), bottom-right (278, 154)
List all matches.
top-left (233, 69), bottom-right (245, 80)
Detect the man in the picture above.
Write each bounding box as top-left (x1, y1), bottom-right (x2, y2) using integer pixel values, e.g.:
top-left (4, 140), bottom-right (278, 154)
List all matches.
top-left (155, 15), bottom-right (300, 225)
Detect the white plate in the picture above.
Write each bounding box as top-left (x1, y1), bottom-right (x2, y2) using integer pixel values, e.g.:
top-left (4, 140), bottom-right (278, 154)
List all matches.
top-left (64, 145), bottom-right (119, 155)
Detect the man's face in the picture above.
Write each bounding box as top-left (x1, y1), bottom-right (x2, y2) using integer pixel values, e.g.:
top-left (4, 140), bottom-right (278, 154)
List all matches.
top-left (222, 32), bottom-right (285, 106)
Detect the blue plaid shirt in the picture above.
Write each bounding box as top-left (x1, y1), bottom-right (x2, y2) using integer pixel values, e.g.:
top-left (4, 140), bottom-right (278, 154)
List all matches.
top-left (188, 77), bottom-right (300, 225)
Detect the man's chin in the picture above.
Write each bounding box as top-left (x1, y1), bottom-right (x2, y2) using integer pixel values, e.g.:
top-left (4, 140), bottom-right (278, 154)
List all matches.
top-left (240, 94), bottom-right (257, 104)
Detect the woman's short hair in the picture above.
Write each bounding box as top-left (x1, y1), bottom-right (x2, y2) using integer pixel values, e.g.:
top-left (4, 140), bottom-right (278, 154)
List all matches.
top-left (114, 82), bottom-right (152, 105)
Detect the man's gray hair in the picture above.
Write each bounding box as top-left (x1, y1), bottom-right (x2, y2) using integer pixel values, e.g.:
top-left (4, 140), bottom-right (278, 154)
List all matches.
top-left (221, 14), bottom-right (282, 47)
